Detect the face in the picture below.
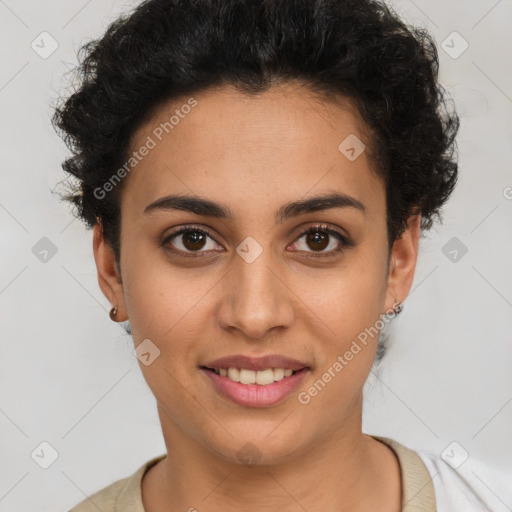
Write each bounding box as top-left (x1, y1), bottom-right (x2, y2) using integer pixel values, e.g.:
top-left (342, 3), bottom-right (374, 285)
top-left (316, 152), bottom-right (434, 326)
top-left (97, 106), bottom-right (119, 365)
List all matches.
top-left (94, 82), bottom-right (420, 465)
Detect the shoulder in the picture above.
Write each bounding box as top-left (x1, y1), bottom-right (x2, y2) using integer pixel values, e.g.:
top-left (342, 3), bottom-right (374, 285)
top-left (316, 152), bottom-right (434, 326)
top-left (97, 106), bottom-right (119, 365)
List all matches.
top-left (416, 448), bottom-right (510, 512)
top-left (68, 454), bottom-right (166, 512)
top-left (373, 435), bottom-right (509, 512)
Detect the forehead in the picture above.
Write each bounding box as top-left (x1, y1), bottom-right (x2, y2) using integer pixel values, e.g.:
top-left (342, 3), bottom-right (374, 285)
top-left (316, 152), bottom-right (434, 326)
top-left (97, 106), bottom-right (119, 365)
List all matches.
top-left (121, 83), bottom-right (384, 221)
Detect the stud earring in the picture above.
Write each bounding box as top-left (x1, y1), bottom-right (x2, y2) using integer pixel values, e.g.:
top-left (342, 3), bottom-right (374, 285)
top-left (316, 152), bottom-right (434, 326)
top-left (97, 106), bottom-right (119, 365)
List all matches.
top-left (392, 299), bottom-right (403, 315)
top-left (109, 306), bottom-right (118, 321)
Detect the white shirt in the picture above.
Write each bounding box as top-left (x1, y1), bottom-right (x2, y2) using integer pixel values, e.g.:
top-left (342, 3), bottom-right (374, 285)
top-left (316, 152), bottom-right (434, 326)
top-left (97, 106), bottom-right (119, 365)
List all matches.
top-left (417, 449), bottom-right (512, 511)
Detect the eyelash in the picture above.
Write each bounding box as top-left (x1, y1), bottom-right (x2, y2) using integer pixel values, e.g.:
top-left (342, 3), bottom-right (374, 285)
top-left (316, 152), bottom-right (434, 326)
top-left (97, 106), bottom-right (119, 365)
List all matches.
top-left (161, 223), bottom-right (350, 259)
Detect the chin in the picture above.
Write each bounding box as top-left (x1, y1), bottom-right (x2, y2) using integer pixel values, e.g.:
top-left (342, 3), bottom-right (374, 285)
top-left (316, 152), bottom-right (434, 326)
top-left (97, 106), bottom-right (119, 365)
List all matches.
top-left (205, 424), bottom-right (312, 467)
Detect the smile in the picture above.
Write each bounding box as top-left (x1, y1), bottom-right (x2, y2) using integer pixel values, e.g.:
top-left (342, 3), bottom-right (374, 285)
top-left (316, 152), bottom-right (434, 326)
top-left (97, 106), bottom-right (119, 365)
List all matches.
top-left (200, 354), bottom-right (311, 407)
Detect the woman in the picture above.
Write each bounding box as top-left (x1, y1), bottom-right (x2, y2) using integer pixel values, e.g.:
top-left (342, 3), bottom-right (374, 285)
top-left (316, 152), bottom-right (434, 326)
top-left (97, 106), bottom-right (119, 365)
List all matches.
top-left (53, 0), bottom-right (491, 510)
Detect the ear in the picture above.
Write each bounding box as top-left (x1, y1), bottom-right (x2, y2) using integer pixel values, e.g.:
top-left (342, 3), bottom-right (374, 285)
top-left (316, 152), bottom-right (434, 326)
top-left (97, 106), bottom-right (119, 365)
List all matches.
top-left (385, 214), bottom-right (421, 312)
top-left (92, 220), bottom-right (127, 321)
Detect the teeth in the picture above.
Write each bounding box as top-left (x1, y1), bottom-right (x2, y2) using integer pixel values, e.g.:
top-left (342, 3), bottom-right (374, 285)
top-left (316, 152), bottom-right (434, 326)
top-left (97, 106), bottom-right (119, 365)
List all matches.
top-left (239, 369), bottom-right (256, 384)
top-left (227, 367), bottom-right (240, 382)
top-left (213, 367), bottom-right (299, 385)
top-left (274, 368), bottom-right (284, 381)
top-left (255, 369), bottom-right (274, 385)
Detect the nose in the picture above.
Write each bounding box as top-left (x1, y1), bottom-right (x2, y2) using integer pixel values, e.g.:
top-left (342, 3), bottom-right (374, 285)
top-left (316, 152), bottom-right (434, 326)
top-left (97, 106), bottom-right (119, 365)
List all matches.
top-left (216, 249), bottom-right (294, 341)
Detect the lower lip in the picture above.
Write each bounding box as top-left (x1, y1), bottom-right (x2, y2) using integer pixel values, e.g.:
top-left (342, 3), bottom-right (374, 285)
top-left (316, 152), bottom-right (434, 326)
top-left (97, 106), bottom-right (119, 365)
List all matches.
top-left (201, 368), bottom-right (309, 407)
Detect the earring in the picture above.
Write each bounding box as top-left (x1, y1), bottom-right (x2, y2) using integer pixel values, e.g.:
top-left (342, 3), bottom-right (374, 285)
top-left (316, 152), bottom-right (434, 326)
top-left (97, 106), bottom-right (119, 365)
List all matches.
top-left (109, 306), bottom-right (118, 321)
top-left (392, 299), bottom-right (403, 315)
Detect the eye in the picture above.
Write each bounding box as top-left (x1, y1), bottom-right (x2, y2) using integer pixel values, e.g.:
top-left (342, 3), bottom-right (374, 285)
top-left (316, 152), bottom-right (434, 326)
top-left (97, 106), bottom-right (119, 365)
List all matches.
top-left (290, 224), bottom-right (349, 258)
top-left (162, 225), bottom-right (222, 258)
top-left (162, 223), bottom-right (350, 259)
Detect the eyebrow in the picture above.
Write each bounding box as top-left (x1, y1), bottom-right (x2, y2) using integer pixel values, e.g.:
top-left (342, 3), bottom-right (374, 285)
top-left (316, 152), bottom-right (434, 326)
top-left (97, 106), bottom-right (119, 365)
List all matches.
top-left (143, 192), bottom-right (365, 223)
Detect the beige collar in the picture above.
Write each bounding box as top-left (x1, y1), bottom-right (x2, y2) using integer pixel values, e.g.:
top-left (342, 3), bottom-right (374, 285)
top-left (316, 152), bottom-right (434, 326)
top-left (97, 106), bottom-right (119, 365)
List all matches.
top-left (371, 435), bottom-right (437, 512)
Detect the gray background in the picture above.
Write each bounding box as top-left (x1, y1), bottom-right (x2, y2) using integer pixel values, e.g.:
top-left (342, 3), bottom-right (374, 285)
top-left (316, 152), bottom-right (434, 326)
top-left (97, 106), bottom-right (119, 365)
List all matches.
top-left (1, 0), bottom-right (511, 510)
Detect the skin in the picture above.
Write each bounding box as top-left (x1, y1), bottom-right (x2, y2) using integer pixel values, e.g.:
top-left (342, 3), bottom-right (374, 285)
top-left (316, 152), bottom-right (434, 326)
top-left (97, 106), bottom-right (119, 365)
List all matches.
top-left (93, 82), bottom-right (421, 511)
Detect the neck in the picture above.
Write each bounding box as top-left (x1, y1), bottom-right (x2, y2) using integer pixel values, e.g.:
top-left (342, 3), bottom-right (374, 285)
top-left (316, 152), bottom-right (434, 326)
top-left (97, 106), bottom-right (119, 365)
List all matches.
top-left (142, 401), bottom-right (401, 512)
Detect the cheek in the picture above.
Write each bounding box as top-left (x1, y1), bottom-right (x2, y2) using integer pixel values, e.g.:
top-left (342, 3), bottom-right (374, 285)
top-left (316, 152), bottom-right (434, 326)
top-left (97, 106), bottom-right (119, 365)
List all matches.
top-left (120, 233), bottom-right (197, 334)
top-left (123, 263), bottom-right (206, 342)
top-left (121, 262), bottom-right (211, 420)
top-left (303, 252), bottom-right (388, 335)
top-left (120, 249), bottom-right (228, 392)
top-left (297, 248), bottom-right (389, 390)
top-left (296, 273), bottom-right (387, 423)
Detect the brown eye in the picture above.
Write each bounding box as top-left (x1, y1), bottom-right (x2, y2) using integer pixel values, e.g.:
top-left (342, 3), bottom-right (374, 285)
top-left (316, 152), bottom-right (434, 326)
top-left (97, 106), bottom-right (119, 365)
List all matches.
top-left (291, 224), bottom-right (349, 258)
top-left (162, 227), bottom-right (221, 257)
top-left (181, 230), bottom-right (207, 251)
top-left (305, 230), bottom-right (329, 251)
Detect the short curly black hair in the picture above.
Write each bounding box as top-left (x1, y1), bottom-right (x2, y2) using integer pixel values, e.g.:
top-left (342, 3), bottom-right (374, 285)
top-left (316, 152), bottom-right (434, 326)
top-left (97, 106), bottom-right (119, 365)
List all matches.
top-left (53, 0), bottom-right (459, 269)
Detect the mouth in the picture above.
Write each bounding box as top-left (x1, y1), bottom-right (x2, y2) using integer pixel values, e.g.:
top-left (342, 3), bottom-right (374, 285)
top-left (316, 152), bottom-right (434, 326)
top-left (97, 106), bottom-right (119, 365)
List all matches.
top-left (200, 354), bottom-right (311, 407)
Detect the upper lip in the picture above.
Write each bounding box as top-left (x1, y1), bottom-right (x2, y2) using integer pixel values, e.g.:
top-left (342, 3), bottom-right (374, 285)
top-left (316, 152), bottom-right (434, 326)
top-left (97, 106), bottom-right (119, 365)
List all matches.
top-left (203, 354), bottom-right (309, 372)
